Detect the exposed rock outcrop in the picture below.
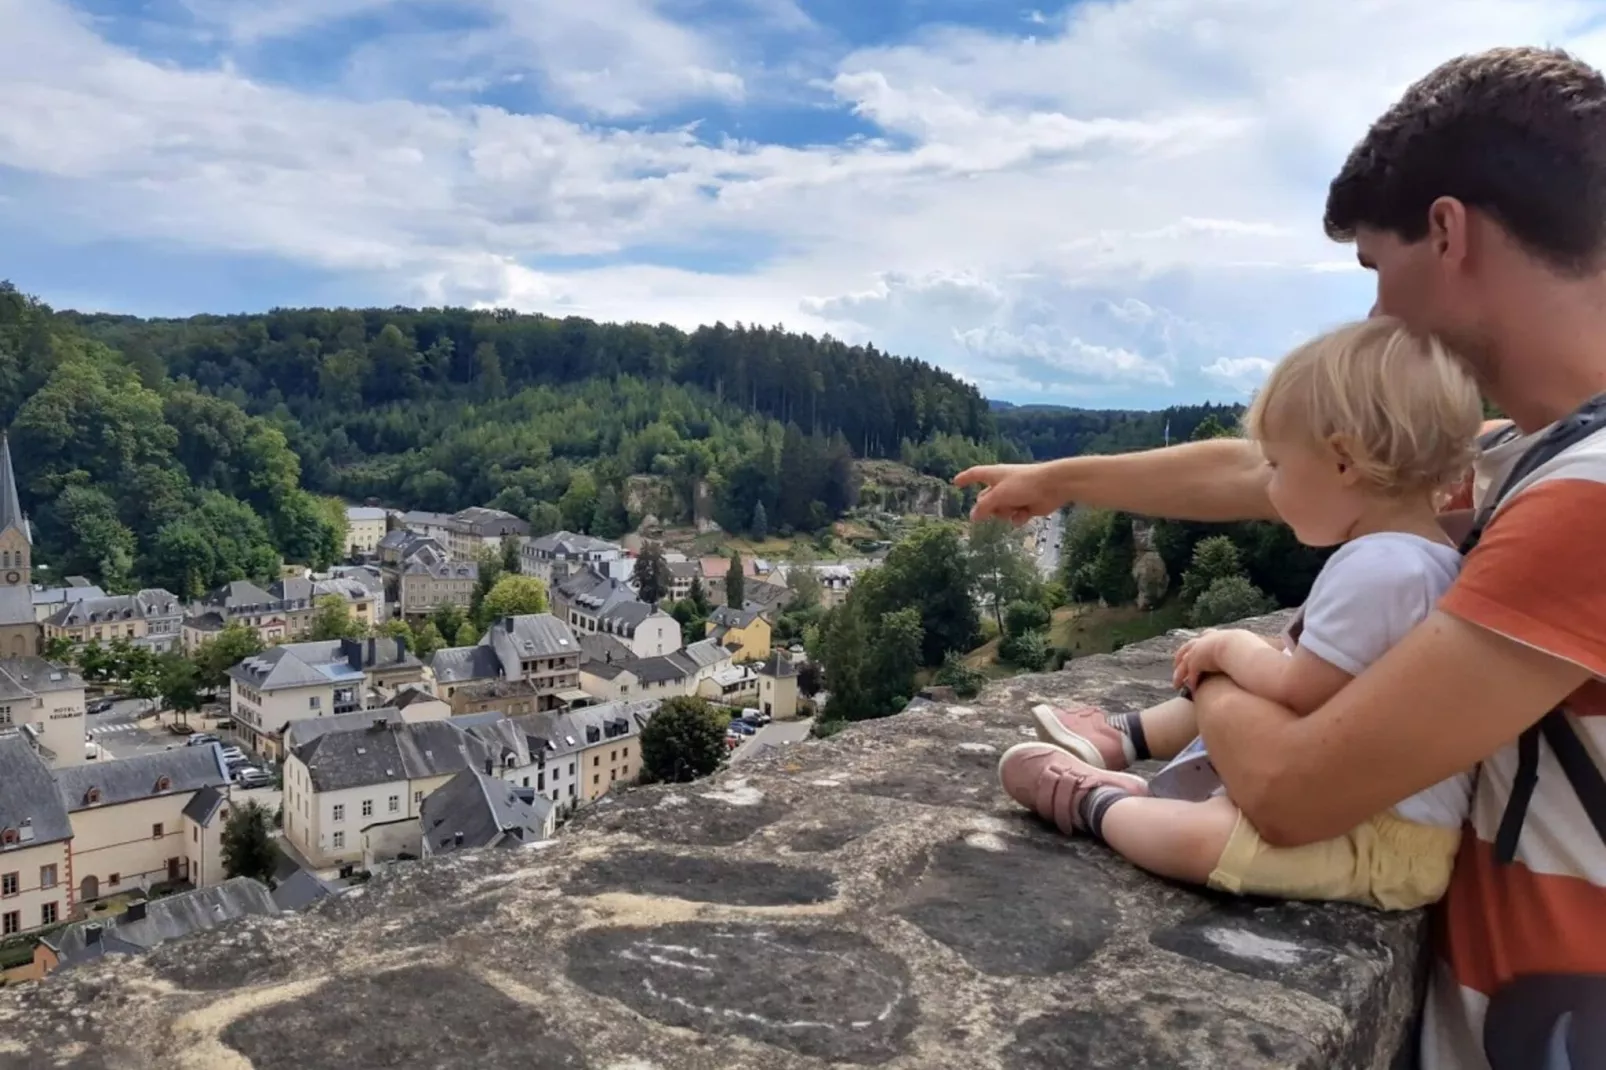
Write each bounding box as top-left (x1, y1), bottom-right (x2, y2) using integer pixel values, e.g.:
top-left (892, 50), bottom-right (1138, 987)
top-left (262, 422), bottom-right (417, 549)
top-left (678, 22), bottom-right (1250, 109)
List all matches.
top-left (0, 611), bottom-right (1427, 1070)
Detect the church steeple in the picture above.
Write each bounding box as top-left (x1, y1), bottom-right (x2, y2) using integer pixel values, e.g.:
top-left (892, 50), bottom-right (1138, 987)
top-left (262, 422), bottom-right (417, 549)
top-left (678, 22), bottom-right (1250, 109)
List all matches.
top-left (0, 433), bottom-right (24, 545)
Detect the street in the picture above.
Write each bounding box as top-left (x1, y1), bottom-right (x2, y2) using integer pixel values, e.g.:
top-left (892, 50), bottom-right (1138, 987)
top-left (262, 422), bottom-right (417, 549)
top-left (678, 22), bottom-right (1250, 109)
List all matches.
top-left (85, 698), bottom-right (177, 760)
top-left (730, 717), bottom-right (813, 763)
top-left (1035, 509), bottom-right (1063, 579)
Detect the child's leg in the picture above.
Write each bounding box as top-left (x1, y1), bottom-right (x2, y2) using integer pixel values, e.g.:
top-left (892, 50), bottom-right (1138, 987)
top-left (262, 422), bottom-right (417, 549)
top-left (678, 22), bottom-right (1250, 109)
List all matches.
top-left (1031, 694), bottom-right (1199, 769)
top-left (1098, 794), bottom-right (1238, 885)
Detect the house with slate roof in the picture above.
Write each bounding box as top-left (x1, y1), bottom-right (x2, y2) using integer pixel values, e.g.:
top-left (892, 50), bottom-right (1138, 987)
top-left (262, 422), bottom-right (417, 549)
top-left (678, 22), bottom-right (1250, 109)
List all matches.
top-left (553, 567), bottom-right (681, 658)
top-left (43, 588), bottom-right (183, 654)
top-left (519, 530), bottom-right (627, 585)
top-left (707, 604), bottom-right (772, 663)
top-left (55, 746), bottom-right (231, 905)
top-left (282, 715), bottom-right (494, 869)
top-left (418, 768), bottom-right (555, 856)
top-left (0, 737), bottom-right (73, 941)
top-left (426, 614), bottom-right (584, 716)
top-left (0, 655), bottom-right (86, 769)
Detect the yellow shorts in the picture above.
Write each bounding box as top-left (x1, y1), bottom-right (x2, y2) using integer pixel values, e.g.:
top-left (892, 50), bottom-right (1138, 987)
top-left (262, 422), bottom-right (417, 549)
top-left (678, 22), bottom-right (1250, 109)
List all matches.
top-left (1207, 808), bottom-right (1461, 911)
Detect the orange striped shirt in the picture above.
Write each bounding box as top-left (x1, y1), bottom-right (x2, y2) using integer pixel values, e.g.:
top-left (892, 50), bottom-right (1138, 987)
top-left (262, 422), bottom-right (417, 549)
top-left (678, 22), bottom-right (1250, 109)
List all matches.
top-left (1423, 425), bottom-right (1606, 1068)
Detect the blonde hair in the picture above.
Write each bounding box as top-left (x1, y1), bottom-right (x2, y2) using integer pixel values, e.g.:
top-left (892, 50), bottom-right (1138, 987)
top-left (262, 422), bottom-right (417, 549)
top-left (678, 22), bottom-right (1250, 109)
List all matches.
top-left (1242, 317), bottom-right (1483, 495)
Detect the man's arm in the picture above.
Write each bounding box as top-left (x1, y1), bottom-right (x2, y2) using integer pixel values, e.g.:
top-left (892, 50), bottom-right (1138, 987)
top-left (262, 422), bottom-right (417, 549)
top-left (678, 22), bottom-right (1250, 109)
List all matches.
top-left (1194, 610), bottom-right (1592, 847)
top-left (955, 437), bottom-right (1279, 525)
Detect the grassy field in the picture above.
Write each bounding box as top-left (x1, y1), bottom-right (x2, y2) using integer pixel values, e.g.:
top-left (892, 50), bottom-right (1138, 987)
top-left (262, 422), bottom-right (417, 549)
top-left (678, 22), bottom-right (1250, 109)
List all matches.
top-left (962, 600), bottom-right (1191, 677)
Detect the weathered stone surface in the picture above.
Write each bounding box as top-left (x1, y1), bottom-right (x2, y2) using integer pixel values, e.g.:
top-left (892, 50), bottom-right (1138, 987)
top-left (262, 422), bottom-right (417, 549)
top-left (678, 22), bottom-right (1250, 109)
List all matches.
top-left (0, 611), bottom-right (1429, 1070)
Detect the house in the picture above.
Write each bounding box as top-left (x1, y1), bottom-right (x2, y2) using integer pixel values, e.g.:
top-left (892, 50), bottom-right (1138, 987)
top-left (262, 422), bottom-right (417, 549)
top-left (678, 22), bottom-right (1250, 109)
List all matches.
top-left (269, 866), bottom-right (339, 912)
top-left (707, 605), bottom-right (772, 663)
top-left (418, 769), bottom-right (555, 856)
top-left (282, 716), bottom-right (493, 869)
top-left (453, 711), bottom-right (582, 811)
top-left (578, 632), bottom-right (634, 666)
top-left (697, 664), bottom-right (760, 707)
top-left (55, 746), bottom-right (231, 904)
top-left (677, 638), bottom-right (734, 686)
top-left (623, 653), bottom-right (698, 698)
top-left (427, 614), bottom-right (583, 716)
top-left (755, 651), bottom-right (801, 721)
top-left (377, 530), bottom-right (444, 569)
top-left (227, 636), bottom-right (424, 759)
top-left (815, 565), bottom-right (854, 608)
top-left (521, 531), bottom-right (628, 585)
top-left (179, 785), bottom-right (231, 890)
top-left (0, 656), bottom-right (86, 768)
top-left (43, 589), bottom-right (184, 653)
top-left (397, 548), bottom-right (477, 620)
top-left (309, 575), bottom-right (379, 630)
top-left (563, 702), bottom-right (653, 802)
top-left (577, 658), bottom-right (640, 703)
top-left (396, 510), bottom-right (457, 547)
top-left (666, 560), bottom-right (699, 601)
top-left (554, 568), bottom-right (681, 657)
top-left (0, 737), bottom-right (73, 939)
top-left (443, 507), bottom-right (529, 562)
top-left (31, 578), bottom-right (105, 623)
top-left (181, 579), bottom-right (307, 651)
top-left (345, 506), bottom-right (389, 557)
top-left (0, 434), bottom-right (41, 659)
top-left (389, 687), bottom-right (454, 723)
top-left (34, 877), bottom-right (279, 976)
top-left (741, 581), bottom-right (793, 621)
top-left (327, 564), bottom-right (387, 619)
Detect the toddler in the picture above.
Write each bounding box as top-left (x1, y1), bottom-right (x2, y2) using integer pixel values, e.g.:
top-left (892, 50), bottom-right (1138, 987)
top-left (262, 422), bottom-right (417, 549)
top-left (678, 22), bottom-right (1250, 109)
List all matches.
top-left (998, 316), bottom-right (1483, 910)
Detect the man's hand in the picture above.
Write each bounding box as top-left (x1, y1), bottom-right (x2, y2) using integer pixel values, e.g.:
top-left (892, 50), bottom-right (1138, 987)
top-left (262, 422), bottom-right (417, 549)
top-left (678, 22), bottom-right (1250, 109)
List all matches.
top-left (953, 463), bottom-right (1057, 526)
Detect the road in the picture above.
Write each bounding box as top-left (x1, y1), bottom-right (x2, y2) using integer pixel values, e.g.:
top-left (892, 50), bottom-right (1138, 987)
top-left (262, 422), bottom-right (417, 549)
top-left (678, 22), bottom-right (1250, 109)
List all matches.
top-left (730, 718), bottom-right (814, 763)
top-left (1035, 509), bottom-right (1063, 579)
top-left (85, 698), bottom-right (177, 760)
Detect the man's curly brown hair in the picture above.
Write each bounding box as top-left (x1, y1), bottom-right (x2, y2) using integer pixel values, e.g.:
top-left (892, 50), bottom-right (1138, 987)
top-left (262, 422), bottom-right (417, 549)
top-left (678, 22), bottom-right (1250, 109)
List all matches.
top-left (1325, 47), bottom-right (1606, 274)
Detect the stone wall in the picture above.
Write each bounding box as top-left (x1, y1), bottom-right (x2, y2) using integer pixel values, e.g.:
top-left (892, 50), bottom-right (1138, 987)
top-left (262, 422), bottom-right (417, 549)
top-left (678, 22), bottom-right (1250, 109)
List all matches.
top-left (0, 612), bottom-right (1428, 1070)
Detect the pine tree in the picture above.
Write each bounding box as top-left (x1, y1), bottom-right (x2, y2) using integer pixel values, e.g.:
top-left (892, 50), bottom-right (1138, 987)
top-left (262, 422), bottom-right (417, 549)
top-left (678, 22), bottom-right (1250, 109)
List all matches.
top-left (633, 541), bottom-right (672, 604)
top-left (221, 801), bottom-right (277, 882)
top-left (752, 501), bottom-right (768, 540)
top-left (725, 550), bottom-right (745, 607)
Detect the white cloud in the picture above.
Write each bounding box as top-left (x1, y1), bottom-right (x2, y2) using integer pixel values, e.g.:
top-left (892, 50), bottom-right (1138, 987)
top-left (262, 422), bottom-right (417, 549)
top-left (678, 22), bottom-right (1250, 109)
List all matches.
top-left (1202, 356), bottom-right (1277, 393)
top-left (5, 0), bottom-right (1606, 404)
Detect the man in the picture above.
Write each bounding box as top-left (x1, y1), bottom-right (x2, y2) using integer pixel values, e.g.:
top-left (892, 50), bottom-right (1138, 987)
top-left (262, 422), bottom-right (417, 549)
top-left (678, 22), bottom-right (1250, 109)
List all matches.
top-left (956, 47), bottom-right (1606, 1070)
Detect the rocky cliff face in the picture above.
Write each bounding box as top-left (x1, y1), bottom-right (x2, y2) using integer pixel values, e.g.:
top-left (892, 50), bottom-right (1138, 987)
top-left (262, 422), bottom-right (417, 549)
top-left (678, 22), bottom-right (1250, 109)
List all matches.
top-left (0, 612), bottom-right (1427, 1070)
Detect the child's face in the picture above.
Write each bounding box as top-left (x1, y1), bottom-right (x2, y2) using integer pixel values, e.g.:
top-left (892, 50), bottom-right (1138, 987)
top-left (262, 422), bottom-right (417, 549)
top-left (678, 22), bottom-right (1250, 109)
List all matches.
top-left (1259, 431), bottom-right (1366, 548)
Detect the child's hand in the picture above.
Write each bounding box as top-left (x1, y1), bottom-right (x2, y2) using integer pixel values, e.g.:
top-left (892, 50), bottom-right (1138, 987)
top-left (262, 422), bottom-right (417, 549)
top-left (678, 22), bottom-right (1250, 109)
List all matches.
top-left (1172, 630), bottom-right (1225, 691)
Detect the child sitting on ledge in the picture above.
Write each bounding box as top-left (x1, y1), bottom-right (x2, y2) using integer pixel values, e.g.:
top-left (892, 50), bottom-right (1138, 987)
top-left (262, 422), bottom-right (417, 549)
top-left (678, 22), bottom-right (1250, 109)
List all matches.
top-left (998, 316), bottom-right (1483, 910)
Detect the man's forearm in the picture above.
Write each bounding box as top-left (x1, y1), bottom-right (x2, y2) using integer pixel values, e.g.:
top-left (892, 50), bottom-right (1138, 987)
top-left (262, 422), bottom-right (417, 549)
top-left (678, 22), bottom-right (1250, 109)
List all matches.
top-left (1042, 439), bottom-right (1279, 522)
top-left (1192, 676), bottom-right (1313, 845)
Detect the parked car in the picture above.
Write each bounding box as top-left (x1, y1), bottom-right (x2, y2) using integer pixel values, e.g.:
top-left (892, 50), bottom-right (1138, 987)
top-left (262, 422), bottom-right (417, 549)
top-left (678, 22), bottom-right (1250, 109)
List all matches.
top-left (218, 746), bottom-right (246, 765)
top-left (186, 733), bottom-right (221, 748)
top-left (234, 769), bottom-right (274, 790)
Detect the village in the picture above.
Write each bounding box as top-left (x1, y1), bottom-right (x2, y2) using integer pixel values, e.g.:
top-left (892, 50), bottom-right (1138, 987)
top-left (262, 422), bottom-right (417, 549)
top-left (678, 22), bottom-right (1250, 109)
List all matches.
top-left (0, 437), bottom-right (897, 983)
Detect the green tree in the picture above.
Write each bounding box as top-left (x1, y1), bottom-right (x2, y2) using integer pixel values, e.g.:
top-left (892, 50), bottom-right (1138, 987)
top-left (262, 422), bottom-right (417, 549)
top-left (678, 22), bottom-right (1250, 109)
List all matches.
top-left (857, 523), bottom-right (979, 666)
top-left (639, 695), bottom-right (728, 783)
top-left (309, 595), bottom-right (364, 641)
top-left (410, 620), bottom-right (446, 659)
top-left (1190, 414), bottom-right (1237, 440)
top-left (725, 550), bottom-right (745, 608)
top-left (969, 518), bottom-right (1041, 632)
top-left (431, 604), bottom-right (468, 644)
top-left (632, 541), bottom-right (672, 605)
top-left (220, 800), bottom-right (278, 882)
top-left (194, 624), bottom-right (265, 693)
top-left (934, 651), bottom-right (988, 699)
top-left (751, 501), bottom-right (768, 540)
top-left (480, 574), bottom-right (550, 621)
top-left (559, 470), bottom-right (599, 533)
top-left (454, 621), bottom-right (479, 647)
top-left (999, 629), bottom-right (1051, 671)
top-left (820, 603), bottom-right (874, 721)
top-left (1180, 535), bottom-right (1245, 604)
top-left (590, 483), bottom-right (629, 540)
top-left (1004, 599), bottom-right (1051, 639)
top-left (500, 534), bottom-right (522, 576)
top-left (687, 576), bottom-right (711, 617)
top-left (528, 502), bottom-right (563, 538)
top-left (156, 653), bottom-right (202, 723)
top-left (866, 606), bottom-right (923, 714)
top-left (1191, 575), bottom-right (1275, 627)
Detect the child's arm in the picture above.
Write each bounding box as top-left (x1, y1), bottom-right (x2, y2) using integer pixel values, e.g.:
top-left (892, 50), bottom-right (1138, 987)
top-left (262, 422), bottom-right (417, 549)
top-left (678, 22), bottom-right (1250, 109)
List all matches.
top-left (1177, 629), bottom-right (1352, 716)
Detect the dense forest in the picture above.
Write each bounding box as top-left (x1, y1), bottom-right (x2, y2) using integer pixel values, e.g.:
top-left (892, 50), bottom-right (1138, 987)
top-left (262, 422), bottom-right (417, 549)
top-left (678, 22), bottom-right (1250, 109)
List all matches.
top-left (2, 279), bottom-right (1262, 601)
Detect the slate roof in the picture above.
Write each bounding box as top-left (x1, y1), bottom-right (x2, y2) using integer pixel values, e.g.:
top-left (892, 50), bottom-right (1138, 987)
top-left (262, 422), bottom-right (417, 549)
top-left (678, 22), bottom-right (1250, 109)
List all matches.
top-left (452, 507), bottom-right (530, 538)
top-left (292, 719), bottom-right (493, 793)
top-left (428, 645), bottom-right (502, 684)
top-left (180, 784), bottom-right (228, 828)
top-left (0, 736), bottom-right (72, 848)
top-left (710, 605), bottom-right (761, 629)
top-left (484, 614), bottom-right (579, 661)
top-left (402, 557), bottom-right (478, 581)
top-left (47, 588), bottom-right (183, 628)
top-left (282, 707), bottom-right (404, 751)
top-left (31, 583), bottom-right (106, 610)
top-left (346, 506), bottom-right (388, 522)
top-left (679, 639), bottom-right (730, 671)
top-left (420, 769), bottom-right (552, 855)
top-left (597, 600), bottom-right (654, 633)
top-left (527, 531), bottom-right (620, 557)
top-left (0, 657), bottom-right (83, 702)
top-left (55, 747), bottom-right (229, 811)
top-left (270, 868), bottom-right (339, 912)
top-left (230, 637), bottom-right (417, 692)
top-left (756, 651), bottom-right (798, 678)
top-left (578, 632), bottom-right (634, 665)
top-left (198, 580), bottom-right (280, 612)
top-left (44, 878), bottom-right (279, 968)
top-left (628, 654), bottom-right (694, 684)
top-left (401, 510), bottom-right (456, 530)
top-left (580, 660), bottom-right (632, 681)
top-left (511, 700), bottom-right (656, 759)
top-left (0, 433), bottom-right (28, 544)
top-left (555, 568), bottom-right (635, 615)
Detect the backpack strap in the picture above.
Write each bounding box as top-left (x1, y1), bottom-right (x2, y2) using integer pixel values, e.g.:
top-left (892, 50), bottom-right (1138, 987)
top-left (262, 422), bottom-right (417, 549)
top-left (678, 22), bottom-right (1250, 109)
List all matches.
top-left (1465, 394), bottom-right (1606, 866)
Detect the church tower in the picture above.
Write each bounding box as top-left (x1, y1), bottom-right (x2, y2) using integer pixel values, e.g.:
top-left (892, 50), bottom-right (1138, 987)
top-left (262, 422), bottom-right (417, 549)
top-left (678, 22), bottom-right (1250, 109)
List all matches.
top-left (0, 433), bottom-right (38, 657)
top-left (0, 432), bottom-right (29, 588)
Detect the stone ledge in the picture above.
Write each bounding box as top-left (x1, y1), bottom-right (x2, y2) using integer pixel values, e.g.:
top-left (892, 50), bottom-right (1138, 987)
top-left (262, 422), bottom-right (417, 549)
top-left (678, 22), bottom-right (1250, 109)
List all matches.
top-left (0, 612), bottom-right (1427, 1070)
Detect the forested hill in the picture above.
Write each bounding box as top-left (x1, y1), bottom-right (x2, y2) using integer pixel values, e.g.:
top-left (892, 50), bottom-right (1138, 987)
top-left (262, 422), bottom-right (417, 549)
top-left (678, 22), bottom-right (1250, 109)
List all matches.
top-left (991, 402), bottom-right (1246, 459)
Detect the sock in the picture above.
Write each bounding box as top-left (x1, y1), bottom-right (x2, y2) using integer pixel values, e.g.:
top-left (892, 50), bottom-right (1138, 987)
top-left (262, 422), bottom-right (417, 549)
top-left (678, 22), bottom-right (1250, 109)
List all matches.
top-left (1078, 785), bottom-right (1133, 842)
top-left (1107, 712), bottom-right (1150, 763)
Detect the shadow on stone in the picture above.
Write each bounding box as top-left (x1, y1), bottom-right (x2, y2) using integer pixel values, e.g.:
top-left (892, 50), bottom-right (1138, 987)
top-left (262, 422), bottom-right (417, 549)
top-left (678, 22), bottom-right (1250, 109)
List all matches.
top-left (1007, 994), bottom-right (1320, 1070)
top-left (893, 838), bottom-right (1118, 976)
top-left (565, 921), bottom-right (917, 1065)
top-left (564, 849), bottom-right (837, 906)
top-left (220, 965), bottom-right (586, 1070)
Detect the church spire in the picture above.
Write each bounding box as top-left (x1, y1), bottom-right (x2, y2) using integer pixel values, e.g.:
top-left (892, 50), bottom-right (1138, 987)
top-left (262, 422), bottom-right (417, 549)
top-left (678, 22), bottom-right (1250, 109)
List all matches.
top-left (0, 433), bottom-right (27, 544)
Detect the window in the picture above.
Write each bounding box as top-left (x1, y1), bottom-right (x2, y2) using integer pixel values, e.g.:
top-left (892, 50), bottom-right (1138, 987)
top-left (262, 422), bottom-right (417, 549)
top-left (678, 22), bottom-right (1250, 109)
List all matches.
top-left (610, 750), bottom-right (616, 761)
top-left (569, 762), bottom-right (575, 775)
top-left (332, 804), bottom-right (345, 823)
top-left (593, 756), bottom-right (600, 767)
top-left (193, 827), bottom-right (198, 842)
top-left (621, 765), bottom-right (629, 777)
top-left (1, 911), bottom-right (16, 935)
top-left (413, 790), bottom-right (423, 806)
top-left (109, 873), bottom-right (120, 886)
top-left (536, 773), bottom-right (544, 791)
top-left (361, 799), bottom-right (373, 818)
top-left (388, 795), bottom-right (399, 814)
top-left (332, 831), bottom-right (346, 849)
top-left (0, 705), bottom-right (9, 726)
top-left (1, 873), bottom-right (16, 897)
top-left (569, 784), bottom-right (576, 797)
top-left (309, 696), bottom-right (321, 709)
top-left (40, 902), bottom-right (56, 926)
top-left (39, 865), bottom-right (55, 890)
top-left (152, 823), bottom-right (164, 839)
top-left (593, 774), bottom-right (600, 786)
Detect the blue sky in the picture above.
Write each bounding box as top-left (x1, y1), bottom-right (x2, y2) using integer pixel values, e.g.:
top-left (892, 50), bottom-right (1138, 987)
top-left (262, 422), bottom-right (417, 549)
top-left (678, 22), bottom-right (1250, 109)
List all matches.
top-left (4, 0), bottom-right (1605, 408)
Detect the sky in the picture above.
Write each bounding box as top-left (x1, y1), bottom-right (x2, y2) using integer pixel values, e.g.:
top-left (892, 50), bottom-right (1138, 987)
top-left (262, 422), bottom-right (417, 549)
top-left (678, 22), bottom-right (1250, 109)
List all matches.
top-left (4, 1), bottom-right (1606, 408)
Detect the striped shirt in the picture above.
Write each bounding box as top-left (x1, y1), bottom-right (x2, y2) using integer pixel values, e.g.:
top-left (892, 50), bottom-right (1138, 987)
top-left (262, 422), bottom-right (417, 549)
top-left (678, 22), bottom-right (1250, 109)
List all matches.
top-left (1421, 423), bottom-right (1606, 1068)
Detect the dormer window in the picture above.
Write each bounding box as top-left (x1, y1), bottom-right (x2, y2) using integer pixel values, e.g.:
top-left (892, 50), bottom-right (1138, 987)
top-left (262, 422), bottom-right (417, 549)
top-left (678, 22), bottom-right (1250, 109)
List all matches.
top-left (85, 788), bottom-right (101, 805)
top-left (154, 776), bottom-right (172, 792)
top-left (0, 828), bottom-right (16, 845)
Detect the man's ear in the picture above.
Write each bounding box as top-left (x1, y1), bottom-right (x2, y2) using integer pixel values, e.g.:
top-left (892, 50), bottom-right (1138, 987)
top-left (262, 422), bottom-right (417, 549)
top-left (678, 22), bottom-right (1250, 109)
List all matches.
top-left (1427, 196), bottom-right (1471, 267)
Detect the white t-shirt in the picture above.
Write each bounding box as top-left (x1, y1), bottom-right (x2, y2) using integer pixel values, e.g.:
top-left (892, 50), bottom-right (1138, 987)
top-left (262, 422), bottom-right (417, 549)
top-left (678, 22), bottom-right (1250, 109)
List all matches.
top-left (1288, 531), bottom-right (1472, 829)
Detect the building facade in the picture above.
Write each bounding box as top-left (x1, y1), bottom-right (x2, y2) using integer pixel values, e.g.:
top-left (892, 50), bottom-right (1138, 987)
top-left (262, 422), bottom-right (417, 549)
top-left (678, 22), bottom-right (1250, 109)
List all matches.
top-left (344, 507), bottom-right (389, 557)
top-left (0, 435), bottom-right (40, 659)
top-left (43, 589), bottom-right (183, 653)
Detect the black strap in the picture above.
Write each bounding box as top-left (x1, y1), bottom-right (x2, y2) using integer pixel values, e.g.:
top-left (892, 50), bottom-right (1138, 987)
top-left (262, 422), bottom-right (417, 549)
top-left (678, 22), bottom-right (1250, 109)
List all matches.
top-left (1468, 394), bottom-right (1606, 865)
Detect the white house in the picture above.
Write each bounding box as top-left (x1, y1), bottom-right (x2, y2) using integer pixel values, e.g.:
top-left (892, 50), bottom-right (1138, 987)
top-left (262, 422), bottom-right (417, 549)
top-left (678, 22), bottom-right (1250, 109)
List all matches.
top-left (0, 657), bottom-right (86, 769)
top-left (520, 531), bottom-right (628, 584)
top-left (344, 507), bottom-right (389, 557)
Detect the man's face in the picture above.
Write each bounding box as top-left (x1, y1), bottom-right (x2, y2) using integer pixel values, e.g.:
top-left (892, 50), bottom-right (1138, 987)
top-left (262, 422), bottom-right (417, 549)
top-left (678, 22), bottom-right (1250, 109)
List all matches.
top-left (1354, 222), bottom-right (1490, 373)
